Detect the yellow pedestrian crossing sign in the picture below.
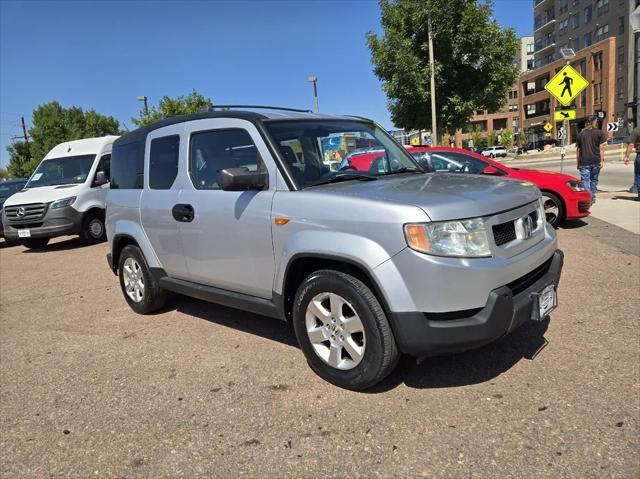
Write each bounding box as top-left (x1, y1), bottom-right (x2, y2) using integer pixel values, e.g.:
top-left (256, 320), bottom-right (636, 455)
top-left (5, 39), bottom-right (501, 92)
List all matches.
top-left (554, 109), bottom-right (576, 121)
top-left (544, 122), bottom-right (553, 132)
top-left (545, 64), bottom-right (589, 106)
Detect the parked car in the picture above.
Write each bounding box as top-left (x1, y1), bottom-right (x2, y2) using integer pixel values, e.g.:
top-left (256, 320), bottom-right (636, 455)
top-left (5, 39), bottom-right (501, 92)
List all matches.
top-left (1, 136), bottom-right (117, 249)
top-left (337, 149), bottom-right (386, 172)
top-left (106, 107), bottom-right (562, 390)
top-left (481, 146), bottom-right (508, 158)
top-left (0, 178), bottom-right (27, 244)
top-left (406, 146), bottom-right (591, 227)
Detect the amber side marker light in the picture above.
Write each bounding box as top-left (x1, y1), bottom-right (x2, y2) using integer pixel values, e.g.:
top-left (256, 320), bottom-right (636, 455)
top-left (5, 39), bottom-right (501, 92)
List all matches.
top-left (404, 224), bottom-right (430, 253)
top-left (274, 217), bottom-right (290, 225)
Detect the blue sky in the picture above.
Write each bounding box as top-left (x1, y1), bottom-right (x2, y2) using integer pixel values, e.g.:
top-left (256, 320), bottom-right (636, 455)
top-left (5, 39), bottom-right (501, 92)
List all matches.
top-left (0, 0), bottom-right (533, 168)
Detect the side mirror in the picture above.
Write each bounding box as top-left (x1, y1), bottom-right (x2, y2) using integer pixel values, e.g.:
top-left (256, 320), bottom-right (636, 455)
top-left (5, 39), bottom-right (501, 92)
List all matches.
top-left (219, 168), bottom-right (267, 191)
top-left (94, 171), bottom-right (108, 186)
top-left (483, 166), bottom-right (502, 175)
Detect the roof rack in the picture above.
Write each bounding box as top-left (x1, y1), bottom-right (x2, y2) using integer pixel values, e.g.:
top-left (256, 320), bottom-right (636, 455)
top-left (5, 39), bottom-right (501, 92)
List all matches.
top-left (201, 105), bottom-right (313, 113)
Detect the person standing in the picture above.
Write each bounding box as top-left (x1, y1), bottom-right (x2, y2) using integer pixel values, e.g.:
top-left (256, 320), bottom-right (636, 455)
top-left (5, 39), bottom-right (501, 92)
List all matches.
top-left (624, 127), bottom-right (639, 200)
top-left (576, 115), bottom-right (607, 204)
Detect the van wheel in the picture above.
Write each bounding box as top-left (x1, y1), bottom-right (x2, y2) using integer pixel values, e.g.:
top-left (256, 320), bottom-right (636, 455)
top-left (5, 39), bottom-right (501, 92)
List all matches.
top-left (118, 245), bottom-right (166, 314)
top-left (81, 211), bottom-right (106, 243)
top-left (22, 238), bottom-right (50, 249)
top-left (292, 269), bottom-right (399, 391)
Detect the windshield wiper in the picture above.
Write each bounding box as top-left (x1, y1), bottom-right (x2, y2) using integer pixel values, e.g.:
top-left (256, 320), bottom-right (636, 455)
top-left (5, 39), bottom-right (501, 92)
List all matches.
top-left (307, 173), bottom-right (378, 187)
top-left (380, 167), bottom-right (421, 176)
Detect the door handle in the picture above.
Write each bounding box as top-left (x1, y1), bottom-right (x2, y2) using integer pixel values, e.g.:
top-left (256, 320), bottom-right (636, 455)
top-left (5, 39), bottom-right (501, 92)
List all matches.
top-left (172, 204), bottom-right (195, 222)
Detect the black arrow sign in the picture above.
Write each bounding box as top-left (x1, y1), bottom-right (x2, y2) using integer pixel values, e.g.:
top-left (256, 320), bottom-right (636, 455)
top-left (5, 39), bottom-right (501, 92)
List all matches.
top-left (561, 112), bottom-right (570, 118)
top-left (606, 123), bottom-right (618, 132)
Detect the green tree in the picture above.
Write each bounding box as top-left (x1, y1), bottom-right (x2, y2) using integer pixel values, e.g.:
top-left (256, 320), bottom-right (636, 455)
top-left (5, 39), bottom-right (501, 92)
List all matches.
top-left (499, 128), bottom-right (514, 150)
top-left (487, 130), bottom-right (498, 146)
top-left (367, 0), bottom-right (518, 135)
top-left (0, 167), bottom-right (8, 180)
top-left (6, 101), bottom-right (120, 178)
top-left (470, 124), bottom-right (483, 149)
top-left (132, 90), bottom-right (213, 127)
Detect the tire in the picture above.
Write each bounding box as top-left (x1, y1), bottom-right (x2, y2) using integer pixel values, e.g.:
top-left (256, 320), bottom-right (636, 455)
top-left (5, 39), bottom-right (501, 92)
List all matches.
top-left (541, 191), bottom-right (564, 228)
top-left (22, 238), bottom-right (50, 249)
top-left (118, 244), bottom-right (166, 314)
top-left (292, 269), bottom-right (399, 391)
top-left (80, 211), bottom-right (106, 244)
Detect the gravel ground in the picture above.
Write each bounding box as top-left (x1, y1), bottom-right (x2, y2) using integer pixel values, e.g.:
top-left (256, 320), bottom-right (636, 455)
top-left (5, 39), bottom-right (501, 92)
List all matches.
top-left (1, 227), bottom-right (638, 478)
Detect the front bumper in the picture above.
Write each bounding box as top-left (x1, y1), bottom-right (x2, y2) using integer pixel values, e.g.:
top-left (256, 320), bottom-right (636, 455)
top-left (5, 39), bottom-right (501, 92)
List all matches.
top-left (564, 189), bottom-right (591, 219)
top-left (388, 249), bottom-right (563, 357)
top-left (2, 206), bottom-right (83, 240)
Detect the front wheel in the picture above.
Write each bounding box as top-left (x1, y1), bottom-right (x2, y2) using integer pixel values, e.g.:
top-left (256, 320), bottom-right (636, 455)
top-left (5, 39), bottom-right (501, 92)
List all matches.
top-left (22, 238), bottom-right (50, 249)
top-left (541, 191), bottom-right (564, 228)
top-left (80, 211), bottom-right (106, 244)
top-left (292, 269), bottom-right (399, 390)
top-left (118, 245), bottom-right (166, 314)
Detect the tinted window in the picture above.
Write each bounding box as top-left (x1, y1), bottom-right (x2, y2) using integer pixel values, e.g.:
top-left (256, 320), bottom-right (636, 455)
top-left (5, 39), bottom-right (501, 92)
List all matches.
top-left (93, 154), bottom-right (111, 186)
top-left (190, 129), bottom-right (263, 190)
top-left (415, 151), bottom-right (491, 174)
top-left (149, 136), bottom-right (180, 190)
top-left (111, 141), bottom-right (144, 189)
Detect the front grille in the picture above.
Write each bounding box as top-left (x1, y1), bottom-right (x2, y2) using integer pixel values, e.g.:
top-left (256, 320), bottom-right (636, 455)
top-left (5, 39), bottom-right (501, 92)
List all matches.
top-left (578, 201), bottom-right (590, 213)
top-left (493, 221), bottom-right (517, 246)
top-left (506, 257), bottom-right (553, 296)
top-left (529, 210), bottom-right (538, 224)
top-left (4, 203), bottom-right (47, 224)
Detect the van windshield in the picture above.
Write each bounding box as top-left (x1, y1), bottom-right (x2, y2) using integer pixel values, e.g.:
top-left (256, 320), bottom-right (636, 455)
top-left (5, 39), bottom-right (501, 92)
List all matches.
top-left (25, 155), bottom-right (96, 188)
top-left (265, 120), bottom-right (421, 188)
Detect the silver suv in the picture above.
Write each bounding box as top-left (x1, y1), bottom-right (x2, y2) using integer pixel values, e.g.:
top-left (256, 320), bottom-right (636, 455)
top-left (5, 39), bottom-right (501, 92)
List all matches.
top-left (106, 107), bottom-right (563, 390)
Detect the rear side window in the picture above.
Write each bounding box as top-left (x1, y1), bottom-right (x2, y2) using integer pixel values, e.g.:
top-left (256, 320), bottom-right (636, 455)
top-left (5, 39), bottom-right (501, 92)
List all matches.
top-left (111, 141), bottom-right (144, 189)
top-left (189, 129), bottom-right (264, 190)
top-left (149, 135), bottom-right (180, 190)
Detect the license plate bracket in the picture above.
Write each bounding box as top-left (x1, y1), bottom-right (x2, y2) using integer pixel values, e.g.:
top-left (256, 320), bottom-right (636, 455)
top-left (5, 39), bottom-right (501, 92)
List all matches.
top-left (531, 284), bottom-right (557, 321)
top-left (18, 229), bottom-right (31, 238)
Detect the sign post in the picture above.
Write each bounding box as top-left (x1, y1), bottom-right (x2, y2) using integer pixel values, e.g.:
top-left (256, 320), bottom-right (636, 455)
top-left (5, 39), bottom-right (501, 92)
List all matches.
top-left (545, 54), bottom-right (589, 173)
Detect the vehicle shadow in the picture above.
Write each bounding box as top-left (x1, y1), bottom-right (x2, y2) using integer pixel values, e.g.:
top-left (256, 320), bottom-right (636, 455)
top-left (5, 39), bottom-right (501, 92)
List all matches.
top-left (559, 219), bottom-right (587, 229)
top-left (612, 195), bottom-right (639, 202)
top-left (21, 238), bottom-right (99, 253)
top-left (368, 317), bottom-right (551, 393)
top-left (166, 294), bottom-right (298, 348)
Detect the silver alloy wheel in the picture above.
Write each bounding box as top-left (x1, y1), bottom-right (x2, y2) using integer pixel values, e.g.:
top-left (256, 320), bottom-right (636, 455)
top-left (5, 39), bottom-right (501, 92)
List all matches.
top-left (541, 194), bottom-right (560, 224)
top-left (123, 257), bottom-right (144, 303)
top-left (305, 292), bottom-right (366, 370)
top-left (88, 218), bottom-right (104, 238)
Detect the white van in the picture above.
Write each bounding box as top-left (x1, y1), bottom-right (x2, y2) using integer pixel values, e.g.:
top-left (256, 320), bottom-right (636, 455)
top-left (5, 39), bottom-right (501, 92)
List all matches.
top-left (1, 136), bottom-right (118, 249)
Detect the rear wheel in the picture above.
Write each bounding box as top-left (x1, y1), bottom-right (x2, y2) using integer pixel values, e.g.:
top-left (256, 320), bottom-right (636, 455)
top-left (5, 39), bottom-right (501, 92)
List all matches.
top-left (541, 191), bottom-right (564, 227)
top-left (293, 269), bottom-right (399, 390)
top-left (81, 211), bottom-right (106, 244)
top-left (118, 244), bottom-right (166, 314)
top-left (22, 238), bottom-right (49, 249)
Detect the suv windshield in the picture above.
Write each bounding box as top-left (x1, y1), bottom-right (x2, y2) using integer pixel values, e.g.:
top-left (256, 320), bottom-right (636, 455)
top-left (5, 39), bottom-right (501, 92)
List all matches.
top-left (25, 155), bottom-right (96, 188)
top-left (265, 120), bottom-right (421, 188)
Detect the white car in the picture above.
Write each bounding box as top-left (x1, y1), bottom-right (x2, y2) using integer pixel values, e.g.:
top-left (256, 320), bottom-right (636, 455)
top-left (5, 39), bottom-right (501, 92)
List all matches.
top-left (1, 136), bottom-right (118, 249)
top-left (481, 146), bottom-right (508, 158)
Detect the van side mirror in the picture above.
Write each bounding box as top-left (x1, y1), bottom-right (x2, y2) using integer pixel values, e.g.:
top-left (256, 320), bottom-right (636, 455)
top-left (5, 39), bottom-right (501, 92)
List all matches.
top-left (219, 168), bottom-right (267, 191)
top-left (483, 166), bottom-right (502, 176)
top-left (94, 171), bottom-right (108, 186)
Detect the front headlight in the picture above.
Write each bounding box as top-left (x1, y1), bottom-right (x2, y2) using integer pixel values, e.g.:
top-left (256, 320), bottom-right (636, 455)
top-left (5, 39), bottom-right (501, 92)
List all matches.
top-left (50, 196), bottom-right (76, 209)
top-left (566, 180), bottom-right (586, 192)
top-left (404, 218), bottom-right (491, 257)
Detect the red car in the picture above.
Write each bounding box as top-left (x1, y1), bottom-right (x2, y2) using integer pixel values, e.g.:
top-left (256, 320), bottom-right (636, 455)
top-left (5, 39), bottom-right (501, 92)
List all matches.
top-left (338, 149), bottom-right (387, 172)
top-left (406, 146), bottom-right (591, 227)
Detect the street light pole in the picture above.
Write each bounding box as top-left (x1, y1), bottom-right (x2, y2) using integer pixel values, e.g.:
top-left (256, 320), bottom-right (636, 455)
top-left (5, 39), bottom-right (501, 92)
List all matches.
top-left (308, 76), bottom-right (319, 113)
top-left (137, 95), bottom-right (149, 116)
top-left (428, 16), bottom-right (438, 146)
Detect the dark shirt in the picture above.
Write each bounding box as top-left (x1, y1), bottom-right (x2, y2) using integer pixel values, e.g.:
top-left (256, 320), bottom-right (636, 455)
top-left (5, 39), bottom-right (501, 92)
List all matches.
top-left (576, 128), bottom-right (606, 166)
top-left (630, 127), bottom-right (640, 152)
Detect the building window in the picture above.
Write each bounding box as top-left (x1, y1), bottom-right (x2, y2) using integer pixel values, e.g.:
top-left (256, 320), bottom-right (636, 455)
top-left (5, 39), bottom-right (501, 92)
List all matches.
top-left (559, 19), bottom-right (569, 34)
top-left (584, 5), bottom-right (592, 23)
top-left (572, 38), bottom-right (581, 51)
top-left (572, 13), bottom-right (580, 29)
top-left (572, 0), bottom-right (580, 5)
top-left (617, 78), bottom-right (624, 100)
top-left (594, 52), bottom-right (603, 70)
top-left (584, 32), bottom-right (592, 47)
top-left (559, 0), bottom-right (568, 13)
top-left (596, 0), bottom-right (609, 15)
top-left (618, 46), bottom-right (625, 66)
top-left (593, 83), bottom-right (602, 104)
top-left (526, 43), bottom-right (535, 54)
top-left (618, 16), bottom-right (625, 34)
top-left (595, 24), bottom-right (609, 40)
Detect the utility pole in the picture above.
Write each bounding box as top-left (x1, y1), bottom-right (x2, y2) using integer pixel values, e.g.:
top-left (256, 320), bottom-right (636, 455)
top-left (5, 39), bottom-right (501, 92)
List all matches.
top-left (20, 116), bottom-right (30, 146)
top-left (428, 16), bottom-right (437, 146)
top-left (308, 76), bottom-right (319, 113)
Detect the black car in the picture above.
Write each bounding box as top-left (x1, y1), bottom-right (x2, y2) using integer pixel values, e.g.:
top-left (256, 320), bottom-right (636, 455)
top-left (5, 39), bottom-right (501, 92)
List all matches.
top-left (0, 178), bottom-right (27, 241)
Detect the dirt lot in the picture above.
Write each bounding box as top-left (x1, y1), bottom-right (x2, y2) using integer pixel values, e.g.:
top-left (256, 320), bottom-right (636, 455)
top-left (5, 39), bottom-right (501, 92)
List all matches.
top-left (1, 226), bottom-right (638, 478)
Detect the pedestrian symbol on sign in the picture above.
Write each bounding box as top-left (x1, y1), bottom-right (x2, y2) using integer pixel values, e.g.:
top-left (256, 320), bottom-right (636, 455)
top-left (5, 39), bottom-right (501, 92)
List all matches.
top-left (559, 72), bottom-right (573, 98)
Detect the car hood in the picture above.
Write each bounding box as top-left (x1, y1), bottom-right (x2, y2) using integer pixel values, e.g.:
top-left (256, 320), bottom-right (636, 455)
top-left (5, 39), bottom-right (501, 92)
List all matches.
top-left (511, 168), bottom-right (579, 183)
top-left (2, 184), bottom-right (82, 207)
top-left (312, 173), bottom-right (540, 221)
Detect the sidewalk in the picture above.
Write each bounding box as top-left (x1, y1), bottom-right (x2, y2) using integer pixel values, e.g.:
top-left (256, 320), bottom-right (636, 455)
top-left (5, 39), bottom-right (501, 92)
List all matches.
top-left (588, 192), bottom-right (640, 235)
